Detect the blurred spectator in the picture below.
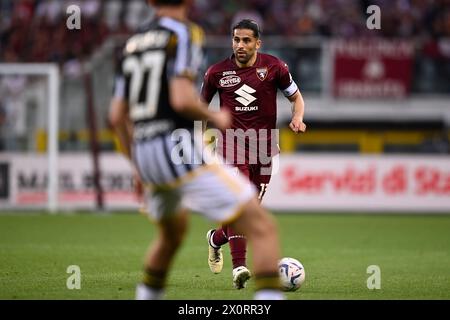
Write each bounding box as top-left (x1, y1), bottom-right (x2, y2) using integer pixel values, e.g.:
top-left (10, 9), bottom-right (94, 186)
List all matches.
top-left (35, 0), bottom-right (64, 26)
top-left (231, 3), bottom-right (264, 33)
top-left (124, 0), bottom-right (153, 32)
top-left (103, 0), bottom-right (123, 32)
top-left (81, 0), bottom-right (101, 21)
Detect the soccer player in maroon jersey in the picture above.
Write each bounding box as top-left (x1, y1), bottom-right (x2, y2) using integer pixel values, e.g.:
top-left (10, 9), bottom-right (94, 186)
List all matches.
top-left (202, 19), bottom-right (306, 289)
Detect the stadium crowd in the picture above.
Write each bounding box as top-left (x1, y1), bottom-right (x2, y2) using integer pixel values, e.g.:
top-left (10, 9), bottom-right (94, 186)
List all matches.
top-left (192, 0), bottom-right (450, 38)
top-left (1, 0), bottom-right (450, 68)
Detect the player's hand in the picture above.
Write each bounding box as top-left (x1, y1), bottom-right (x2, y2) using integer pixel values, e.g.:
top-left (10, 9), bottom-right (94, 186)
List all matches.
top-left (289, 117), bottom-right (306, 134)
top-left (209, 109), bottom-right (232, 131)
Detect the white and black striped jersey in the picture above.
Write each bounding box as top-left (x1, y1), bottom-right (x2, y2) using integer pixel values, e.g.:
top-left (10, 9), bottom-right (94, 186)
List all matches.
top-left (134, 130), bottom-right (206, 186)
top-left (113, 16), bottom-right (205, 142)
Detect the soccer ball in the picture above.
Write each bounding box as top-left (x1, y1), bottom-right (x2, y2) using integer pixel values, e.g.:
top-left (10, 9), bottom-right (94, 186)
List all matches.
top-left (278, 257), bottom-right (305, 292)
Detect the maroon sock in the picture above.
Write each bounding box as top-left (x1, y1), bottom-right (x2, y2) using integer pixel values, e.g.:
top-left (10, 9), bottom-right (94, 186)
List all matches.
top-left (226, 225), bottom-right (247, 269)
top-left (211, 227), bottom-right (229, 247)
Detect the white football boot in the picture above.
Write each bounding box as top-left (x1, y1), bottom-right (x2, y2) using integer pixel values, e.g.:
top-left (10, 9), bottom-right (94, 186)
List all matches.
top-left (232, 266), bottom-right (251, 289)
top-left (206, 229), bottom-right (223, 274)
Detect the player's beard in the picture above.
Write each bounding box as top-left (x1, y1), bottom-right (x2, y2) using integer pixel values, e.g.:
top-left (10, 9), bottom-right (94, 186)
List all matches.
top-left (235, 50), bottom-right (253, 65)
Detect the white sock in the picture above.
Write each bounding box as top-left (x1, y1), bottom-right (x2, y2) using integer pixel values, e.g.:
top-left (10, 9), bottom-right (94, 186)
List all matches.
top-left (254, 289), bottom-right (285, 300)
top-left (135, 283), bottom-right (164, 300)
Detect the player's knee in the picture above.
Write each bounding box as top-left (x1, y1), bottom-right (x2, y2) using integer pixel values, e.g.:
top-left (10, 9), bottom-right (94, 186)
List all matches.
top-left (160, 229), bottom-right (184, 251)
top-left (241, 201), bottom-right (277, 239)
top-left (160, 217), bottom-right (187, 248)
top-left (175, 222), bottom-right (189, 246)
top-left (256, 210), bottom-right (277, 238)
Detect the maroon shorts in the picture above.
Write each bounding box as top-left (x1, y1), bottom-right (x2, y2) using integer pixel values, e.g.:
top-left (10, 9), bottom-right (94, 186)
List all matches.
top-left (218, 140), bottom-right (277, 200)
top-left (235, 161), bottom-right (272, 200)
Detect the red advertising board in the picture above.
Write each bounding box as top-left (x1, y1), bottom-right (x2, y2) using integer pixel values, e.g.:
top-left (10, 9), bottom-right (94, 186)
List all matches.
top-left (264, 154), bottom-right (450, 212)
top-left (332, 40), bottom-right (414, 98)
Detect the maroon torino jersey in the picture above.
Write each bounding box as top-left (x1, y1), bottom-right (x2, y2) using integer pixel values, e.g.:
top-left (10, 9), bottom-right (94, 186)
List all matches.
top-left (201, 53), bottom-right (298, 163)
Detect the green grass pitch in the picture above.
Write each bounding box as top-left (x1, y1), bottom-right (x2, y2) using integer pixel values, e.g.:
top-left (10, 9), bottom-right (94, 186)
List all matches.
top-left (0, 212), bottom-right (449, 300)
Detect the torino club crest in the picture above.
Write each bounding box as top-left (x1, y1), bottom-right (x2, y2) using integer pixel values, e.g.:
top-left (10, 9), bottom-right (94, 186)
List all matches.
top-left (256, 67), bottom-right (268, 81)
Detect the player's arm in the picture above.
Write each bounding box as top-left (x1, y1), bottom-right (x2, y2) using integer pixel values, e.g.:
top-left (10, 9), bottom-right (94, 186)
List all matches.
top-left (277, 60), bottom-right (307, 134)
top-left (170, 77), bottom-right (230, 130)
top-left (288, 90), bottom-right (306, 134)
top-left (200, 68), bottom-right (217, 132)
top-left (109, 58), bottom-right (134, 161)
top-left (109, 98), bottom-right (143, 200)
top-left (109, 97), bottom-right (133, 160)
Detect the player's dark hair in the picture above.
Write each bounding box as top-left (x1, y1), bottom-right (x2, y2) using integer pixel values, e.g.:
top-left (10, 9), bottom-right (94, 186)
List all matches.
top-left (232, 19), bottom-right (261, 38)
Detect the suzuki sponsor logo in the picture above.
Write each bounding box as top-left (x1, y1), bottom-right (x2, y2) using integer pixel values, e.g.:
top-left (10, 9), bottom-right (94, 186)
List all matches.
top-left (235, 106), bottom-right (258, 111)
top-left (234, 84), bottom-right (257, 106)
top-left (219, 75), bottom-right (241, 87)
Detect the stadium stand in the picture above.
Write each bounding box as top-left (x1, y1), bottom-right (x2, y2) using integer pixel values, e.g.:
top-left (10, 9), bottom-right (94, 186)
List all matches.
top-left (0, 0), bottom-right (449, 153)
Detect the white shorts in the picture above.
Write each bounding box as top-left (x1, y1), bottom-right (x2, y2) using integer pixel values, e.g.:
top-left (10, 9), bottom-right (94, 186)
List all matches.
top-left (143, 164), bottom-right (256, 223)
